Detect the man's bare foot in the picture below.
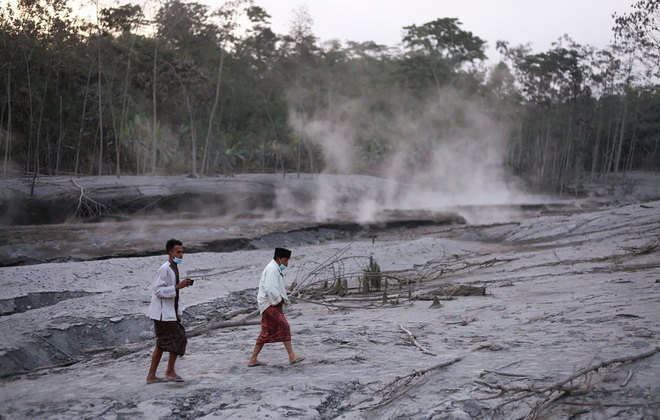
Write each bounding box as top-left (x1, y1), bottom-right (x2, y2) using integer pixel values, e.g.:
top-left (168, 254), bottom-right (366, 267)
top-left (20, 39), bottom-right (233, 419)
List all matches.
top-left (146, 376), bottom-right (164, 384)
top-left (248, 361), bottom-right (267, 367)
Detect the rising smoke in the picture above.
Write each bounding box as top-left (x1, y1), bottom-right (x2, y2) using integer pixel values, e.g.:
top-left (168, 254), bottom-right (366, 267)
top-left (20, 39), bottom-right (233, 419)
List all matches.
top-left (284, 86), bottom-right (532, 224)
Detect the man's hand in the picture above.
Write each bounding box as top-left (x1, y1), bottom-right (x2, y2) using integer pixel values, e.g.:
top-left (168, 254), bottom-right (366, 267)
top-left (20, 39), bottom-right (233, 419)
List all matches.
top-left (176, 278), bottom-right (193, 289)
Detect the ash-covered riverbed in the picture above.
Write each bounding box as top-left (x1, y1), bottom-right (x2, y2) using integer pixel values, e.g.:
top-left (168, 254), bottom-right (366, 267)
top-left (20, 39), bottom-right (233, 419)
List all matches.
top-left (1, 172), bottom-right (659, 419)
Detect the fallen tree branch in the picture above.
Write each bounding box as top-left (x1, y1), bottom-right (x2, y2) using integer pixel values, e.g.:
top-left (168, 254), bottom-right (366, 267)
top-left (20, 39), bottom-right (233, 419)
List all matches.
top-left (398, 324), bottom-right (436, 356)
top-left (187, 310), bottom-right (261, 337)
top-left (479, 257), bottom-right (519, 268)
top-left (221, 307), bottom-right (254, 320)
top-left (294, 296), bottom-right (395, 311)
top-left (106, 312), bottom-right (263, 358)
top-left (80, 346), bottom-right (116, 355)
top-left (618, 237), bottom-right (659, 256)
top-left (32, 332), bottom-right (76, 360)
top-left (479, 369), bottom-right (530, 378)
top-left (620, 363), bottom-right (643, 387)
top-left (476, 346), bottom-right (660, 418)
top-left (363, 355), bottom-right (464, 410)
top-left (539, 346), bottom-right (659, 394)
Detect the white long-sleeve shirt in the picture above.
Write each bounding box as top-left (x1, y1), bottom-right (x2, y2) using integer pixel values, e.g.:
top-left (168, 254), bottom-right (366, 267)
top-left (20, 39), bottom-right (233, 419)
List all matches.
top-left (257, 259), bottom-right (290, 314)
top-left (147, 261), bottom-right (182, 321)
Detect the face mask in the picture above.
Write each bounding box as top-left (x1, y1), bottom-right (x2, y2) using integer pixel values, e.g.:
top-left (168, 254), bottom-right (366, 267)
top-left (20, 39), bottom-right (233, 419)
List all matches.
top-left (173, 257), bottom-right (182, 264)
top-left (279, 264), bottom-right (286, 271)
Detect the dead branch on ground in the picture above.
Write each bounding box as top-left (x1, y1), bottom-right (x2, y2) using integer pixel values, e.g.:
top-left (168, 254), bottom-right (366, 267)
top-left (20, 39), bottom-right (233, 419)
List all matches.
top-left (620, 363), bottom-right (643, 387)
top-left (398, 324), bottom-right (437, 356)
top-left (475, 346), bottom-right (660, 419)
top-left (479, 257), bottom-right (519, 268)
top-left (363, 355), bottom-right (464, 410)
top-left (416, 285), bottom-right (487, 300)
top-left (539, 346), bottom-right (658, 394)
top-left (187, 310), bottom-right (260, 337)
top-left (294, 296), bottom-right (388, 312)
top-left (618, 237), bottom-right (660, 257)
top-left (291, 247), bottom-right (491, 312)
top-left (479, 369), bottom-right (531, 379)
top-left (220, 307), bottom-right (254, 319)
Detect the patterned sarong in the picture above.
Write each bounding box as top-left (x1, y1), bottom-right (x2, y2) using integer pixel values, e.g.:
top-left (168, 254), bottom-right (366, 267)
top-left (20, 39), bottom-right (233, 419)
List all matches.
top-left (154, 320), bottom-right (187, 356)
top-left (256, 303), bottom-right (291, 344)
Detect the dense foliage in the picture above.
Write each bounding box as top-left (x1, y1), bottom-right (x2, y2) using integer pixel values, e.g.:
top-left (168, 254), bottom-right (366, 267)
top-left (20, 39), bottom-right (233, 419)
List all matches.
top-left (1, 0), bottom-right (658, 193)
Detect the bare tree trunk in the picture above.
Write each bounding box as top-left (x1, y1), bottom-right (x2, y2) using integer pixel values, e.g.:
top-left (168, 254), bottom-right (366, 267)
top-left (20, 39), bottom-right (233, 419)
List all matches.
top-left (577, 122), bottom-right (587, 180)
top-left (31, 80), bottom-right (48, 196)
top-left (56, 95), bottom-right (62, 174)
top-left (514, 120), bottom-right (524, 172)
top-left (116, 41), bottom-right (134, 178)
top-left (26, 60), bottom-right (34, 175)
top-left (558, 114), bottom-right (573, 195)
top-left (201, 49), bottom-right (226, 175)
top-left (185, 93), bottom-right (197, 175)
top-left (614, 97), bottom-right (628, 174)
top-left (626, 130), bottom-right (637, 171)
top-left (3, 69), bottom-right (11, 178)
top-left (603, 119), bottom-right (615, 174)
top-left (170, 65), bottom-right (199, 176)
top-left (296, 78), bottom-right (302, 178)
top-left (75, 63), bottom-right (94, 176)
top-left (263, 108), bottom-right (279, 172)
top-left (279, 145), bottom-right (285, 176)
top-left (306, 141), bottom-right (315, 177)
top-left (97, 0), bottom-right (104, 176)
top-left (541, 118), bottom-right (551, 187)
top-left (109, 86), bottom-right (120, 177)
top-left (260, 137), bottom-right (266, 172)
top-left (550, 143), bottom-right (560, 193)
top-left (590, 106), bottom-right (603, 181)
top-left (151, 40), bottom-right (159, 174)
top-left (45, 132), bottom-right (52, 175)
top-left (187, 97), bottom-right (197, 176)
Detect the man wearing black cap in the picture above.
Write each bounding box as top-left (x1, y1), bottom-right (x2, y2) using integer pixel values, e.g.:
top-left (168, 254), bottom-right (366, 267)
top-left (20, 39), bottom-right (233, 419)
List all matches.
top-left (248, 247), bottom-right (305, 367)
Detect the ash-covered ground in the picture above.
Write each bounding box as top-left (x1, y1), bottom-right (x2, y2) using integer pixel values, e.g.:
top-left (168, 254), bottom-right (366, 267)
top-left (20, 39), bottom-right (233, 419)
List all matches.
top-left (0, 172), bottom-right (659, 419)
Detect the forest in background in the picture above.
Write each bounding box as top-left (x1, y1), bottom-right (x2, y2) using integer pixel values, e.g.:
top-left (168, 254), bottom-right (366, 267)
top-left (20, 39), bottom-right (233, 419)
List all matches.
top-left (0, 0), bottom-right (658, 194)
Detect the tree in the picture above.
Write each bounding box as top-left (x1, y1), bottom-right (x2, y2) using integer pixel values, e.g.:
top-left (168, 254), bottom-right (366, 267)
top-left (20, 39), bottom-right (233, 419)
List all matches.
top-left (279, 5), bottom-right (321, 177)
top-left (614, 0), bottom-right (660, 82)
top-left (200, 0), bottom-right (253, 175)
top-left (230, 6), bottom-right (288, 174)
top-left (100, 3), bottom-right (145, 177)
top-left (614, 0), bottom-right (660, 49)
top-left (399, 18), bottom-right (486, 95)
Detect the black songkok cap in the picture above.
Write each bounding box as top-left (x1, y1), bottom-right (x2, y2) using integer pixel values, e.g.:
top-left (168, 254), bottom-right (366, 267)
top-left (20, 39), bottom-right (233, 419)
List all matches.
top-left (274, 247), bottom-right (292, 259)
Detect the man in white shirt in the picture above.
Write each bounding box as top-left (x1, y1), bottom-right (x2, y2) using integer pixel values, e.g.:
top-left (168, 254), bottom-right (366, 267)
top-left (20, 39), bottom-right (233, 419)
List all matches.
top-left (146, 239), bottom-right (193, 384)
top-left (248, 247), bottom-right (305, 367)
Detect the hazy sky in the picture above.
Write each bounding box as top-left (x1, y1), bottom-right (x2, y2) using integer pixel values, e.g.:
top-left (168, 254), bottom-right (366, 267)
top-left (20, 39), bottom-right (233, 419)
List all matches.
top-left (246, 0), bottom-right (634, 61)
